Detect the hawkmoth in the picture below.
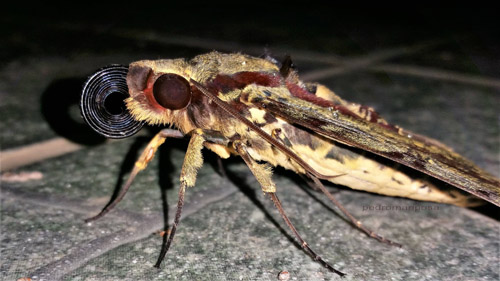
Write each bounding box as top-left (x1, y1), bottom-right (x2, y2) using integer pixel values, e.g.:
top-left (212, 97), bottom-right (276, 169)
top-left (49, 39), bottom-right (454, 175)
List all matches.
top-left (80, 51), bottom-right (500, 277)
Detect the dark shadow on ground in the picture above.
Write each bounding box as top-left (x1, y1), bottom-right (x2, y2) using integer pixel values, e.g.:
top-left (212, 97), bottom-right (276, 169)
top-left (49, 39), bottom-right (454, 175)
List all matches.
top-left (40, 77), bottom-right (106, 145)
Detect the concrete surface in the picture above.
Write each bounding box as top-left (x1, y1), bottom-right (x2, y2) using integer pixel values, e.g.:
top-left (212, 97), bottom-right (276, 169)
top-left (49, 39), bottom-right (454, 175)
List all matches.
top-left (1, 5), bottom-right (499, 281)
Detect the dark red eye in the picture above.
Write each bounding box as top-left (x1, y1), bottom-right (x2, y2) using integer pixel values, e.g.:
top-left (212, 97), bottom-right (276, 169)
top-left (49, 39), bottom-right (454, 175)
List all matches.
top-left (152, 74), bottom-right (192, 110)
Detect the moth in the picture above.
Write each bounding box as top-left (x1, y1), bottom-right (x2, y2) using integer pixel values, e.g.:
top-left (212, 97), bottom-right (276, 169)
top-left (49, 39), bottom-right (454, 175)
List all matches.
top-left (80, 52), bottom-right (500, 277)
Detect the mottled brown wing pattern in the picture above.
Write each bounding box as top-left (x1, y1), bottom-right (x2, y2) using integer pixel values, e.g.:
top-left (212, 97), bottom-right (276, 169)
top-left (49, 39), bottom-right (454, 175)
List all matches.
top-left (241, 84), bottom-right (500, 206)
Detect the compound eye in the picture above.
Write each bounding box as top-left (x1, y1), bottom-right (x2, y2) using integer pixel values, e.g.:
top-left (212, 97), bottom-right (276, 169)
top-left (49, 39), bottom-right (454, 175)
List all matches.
top-left (152, 74), bottom-right (192, 110)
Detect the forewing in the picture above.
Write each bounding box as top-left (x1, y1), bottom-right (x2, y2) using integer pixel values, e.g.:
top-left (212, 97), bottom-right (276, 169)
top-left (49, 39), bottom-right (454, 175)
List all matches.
top-left (243, 85), bottom-right (500, 206)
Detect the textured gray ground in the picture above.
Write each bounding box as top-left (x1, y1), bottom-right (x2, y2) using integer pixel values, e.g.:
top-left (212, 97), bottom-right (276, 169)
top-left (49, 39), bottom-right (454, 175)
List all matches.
top-left (1, 5), bottom-right (499, 281)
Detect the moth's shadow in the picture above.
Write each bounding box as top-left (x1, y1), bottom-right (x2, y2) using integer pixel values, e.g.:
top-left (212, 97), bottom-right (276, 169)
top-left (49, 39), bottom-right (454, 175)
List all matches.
top-left (40, 77), bottom-right (106, 145)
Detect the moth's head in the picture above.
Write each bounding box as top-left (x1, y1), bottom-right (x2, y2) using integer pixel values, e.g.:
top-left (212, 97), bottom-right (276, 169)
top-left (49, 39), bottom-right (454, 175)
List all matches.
top-left (125, 59), bottom-right (193, 126)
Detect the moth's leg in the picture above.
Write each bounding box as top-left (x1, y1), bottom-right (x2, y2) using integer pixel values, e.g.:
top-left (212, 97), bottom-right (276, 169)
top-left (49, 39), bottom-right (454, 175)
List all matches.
top-left (270, 127), bottom-right (399, 246)
top-left (199, 129), bottom-right (231, 177)
top-left (234, 142), bottom-right (345, 277)
top-left (85, 129), bottom-right (184, 222)
top-left (215, 157), bottom-right (228, 178)
top-left (269, 193), bottom-right (345, 277)
top-left (308, 175), bottom-right (402, 247)
top-left (154, 129), bottom-right (209, 268)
